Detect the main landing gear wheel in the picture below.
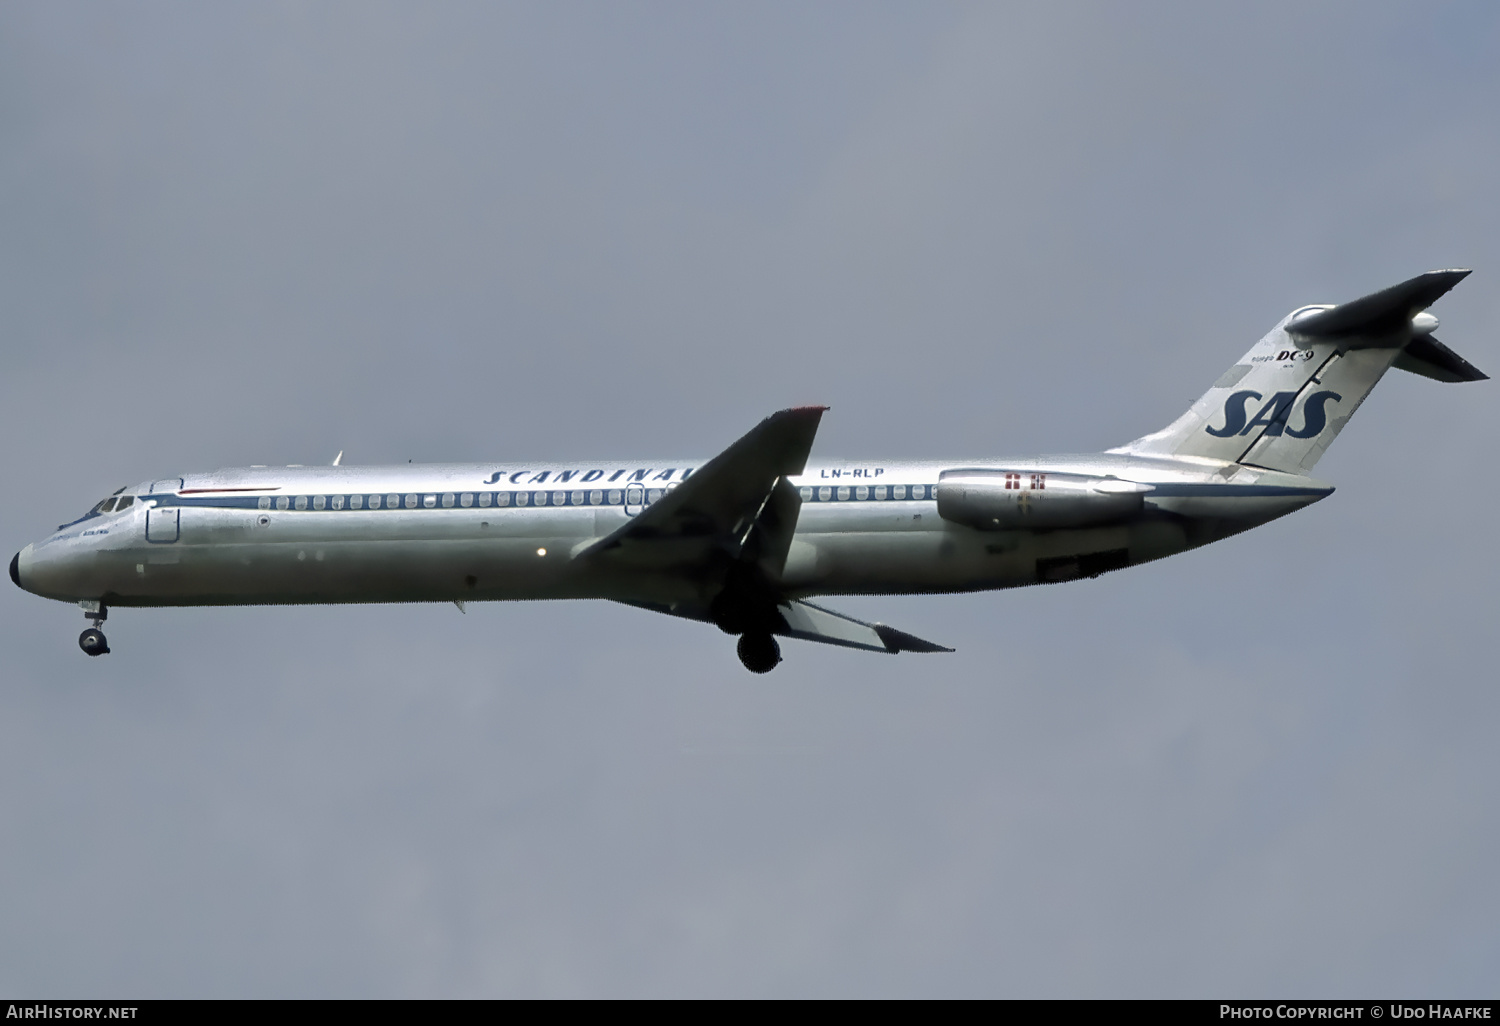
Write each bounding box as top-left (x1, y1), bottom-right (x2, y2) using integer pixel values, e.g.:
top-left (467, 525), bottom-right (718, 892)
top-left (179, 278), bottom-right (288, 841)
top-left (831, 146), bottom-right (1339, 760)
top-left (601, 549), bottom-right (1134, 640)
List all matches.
top-left (79, 628), bottom-right (110, 657)
top-left (737, 632), bottom-right (781, 674)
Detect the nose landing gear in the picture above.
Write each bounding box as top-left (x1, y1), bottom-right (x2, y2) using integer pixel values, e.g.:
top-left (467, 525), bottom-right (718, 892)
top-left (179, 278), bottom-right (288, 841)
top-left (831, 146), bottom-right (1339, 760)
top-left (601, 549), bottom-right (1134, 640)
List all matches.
top-left (78, 603), bottom-right (110, 657)
top-left (736, 632), bottom-right (781, 674)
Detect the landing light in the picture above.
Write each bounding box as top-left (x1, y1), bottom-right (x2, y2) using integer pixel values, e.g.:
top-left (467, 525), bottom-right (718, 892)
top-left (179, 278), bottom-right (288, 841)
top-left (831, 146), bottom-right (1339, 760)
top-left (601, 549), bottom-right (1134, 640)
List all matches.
top-left (536, 548), bottom-right (547, 557)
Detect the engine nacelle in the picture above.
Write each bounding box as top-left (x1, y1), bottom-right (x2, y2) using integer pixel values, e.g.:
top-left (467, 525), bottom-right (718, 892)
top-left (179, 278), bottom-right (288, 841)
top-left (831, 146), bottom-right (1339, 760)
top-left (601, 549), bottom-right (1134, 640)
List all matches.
top-left (936, 469), bottom-right (1152, 531)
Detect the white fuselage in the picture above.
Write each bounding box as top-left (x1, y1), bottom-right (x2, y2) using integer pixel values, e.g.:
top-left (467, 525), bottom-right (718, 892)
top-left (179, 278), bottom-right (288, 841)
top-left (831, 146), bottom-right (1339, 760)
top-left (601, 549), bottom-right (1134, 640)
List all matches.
top-left (13, 453), bottom-right (1331, 615)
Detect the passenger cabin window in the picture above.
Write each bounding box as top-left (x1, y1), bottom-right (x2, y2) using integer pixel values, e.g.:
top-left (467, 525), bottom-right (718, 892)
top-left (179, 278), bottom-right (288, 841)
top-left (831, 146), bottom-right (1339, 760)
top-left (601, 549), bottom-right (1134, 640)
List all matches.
top-left (405, 494), bottom-right (418, 509)
top-left (856, 486), bottom-right (868, 500)
top-left (875, 486), bottom-right (887, 500)
top-left (479, 492), bottom-right (493, 507)
top-left (442, 493), bottom-right (455, 508)
top-left (893, 485), bottom-right (906, 500)
top-left (818, 487), bottom-right (831, 501)
top-left (423, 494), bottom-right (437, 508)
top-left (516, 492), bottom-right (529, 507)
top-left (608, 489), bottom-right (622, 504)
top-left (277, 496), bottom-right (290, 510)
top-left (294, 496), bottom-right (308, 510)
top-left (258, 496), bottom-right (272, 510)
top-left (647, 489), bottom-right (663, 503)
top-left (313, 496), bottom-right (326, 510)
top-left (387, 493), bottom-right (399, 509)
top-left (799, 487), bottom-right (812, 501)
top-left (460, 493), bottom-right (473, 507)
top-left (350, 494), bottom-right (363, 509)
top-left (837, 487), bottom-right (850, 501)
top-left (589, 489), bottom-right (603, 505)
top-left (571, 490), bottom-right (584, 506)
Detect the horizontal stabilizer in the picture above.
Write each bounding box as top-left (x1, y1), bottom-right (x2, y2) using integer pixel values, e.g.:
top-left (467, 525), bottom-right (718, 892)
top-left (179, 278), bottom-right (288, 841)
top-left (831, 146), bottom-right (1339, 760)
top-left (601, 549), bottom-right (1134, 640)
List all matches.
top-left (1393, 334), bottom-right (1488, 383)
top-left (1288, 269), bottom-right (1470, 338)
top-left (777, 599), bottom-right (953, 654)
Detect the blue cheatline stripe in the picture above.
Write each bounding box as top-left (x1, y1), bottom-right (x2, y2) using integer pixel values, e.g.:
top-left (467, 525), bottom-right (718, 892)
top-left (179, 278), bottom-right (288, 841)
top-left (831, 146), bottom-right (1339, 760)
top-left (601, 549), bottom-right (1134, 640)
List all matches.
top-left (802, 484), bottom-right (931, 502)
top-left (134, 483), bottom-right (940, 513)
top-left (63, 480), bottom-right (1321, 528)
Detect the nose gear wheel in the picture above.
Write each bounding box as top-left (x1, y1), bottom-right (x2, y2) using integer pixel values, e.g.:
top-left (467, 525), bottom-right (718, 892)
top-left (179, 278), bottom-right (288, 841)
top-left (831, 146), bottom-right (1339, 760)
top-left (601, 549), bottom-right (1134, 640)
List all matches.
top-left (79, 628), bottom-right (109, 656)
top-left (78, 604), bottom-right (110, 656)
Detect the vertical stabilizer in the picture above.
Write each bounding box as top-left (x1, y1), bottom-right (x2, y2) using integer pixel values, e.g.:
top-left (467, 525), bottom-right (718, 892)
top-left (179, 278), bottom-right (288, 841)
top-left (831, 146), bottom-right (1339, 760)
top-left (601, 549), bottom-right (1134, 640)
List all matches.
top-left (1112, 270), bottom-right (1477, 473)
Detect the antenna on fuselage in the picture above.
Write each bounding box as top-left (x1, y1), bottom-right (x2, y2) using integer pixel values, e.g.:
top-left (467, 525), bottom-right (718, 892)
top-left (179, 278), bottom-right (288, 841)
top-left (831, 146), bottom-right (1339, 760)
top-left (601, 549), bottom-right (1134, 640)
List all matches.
top-left (331, 451), bottom-right (343, 466)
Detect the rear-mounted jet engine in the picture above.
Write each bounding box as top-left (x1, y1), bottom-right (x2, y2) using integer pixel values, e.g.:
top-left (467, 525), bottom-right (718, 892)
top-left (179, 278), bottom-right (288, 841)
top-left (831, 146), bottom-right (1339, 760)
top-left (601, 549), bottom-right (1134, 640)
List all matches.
top-left (936, 469), bottom-right (1153, 531)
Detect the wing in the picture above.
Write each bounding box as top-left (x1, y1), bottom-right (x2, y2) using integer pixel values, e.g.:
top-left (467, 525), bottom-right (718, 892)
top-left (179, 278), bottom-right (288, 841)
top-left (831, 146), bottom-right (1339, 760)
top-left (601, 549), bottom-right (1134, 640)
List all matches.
top-left (582, 405), bottom-right (825, 575)
top-left (591, 405), bottom-right (954, 658)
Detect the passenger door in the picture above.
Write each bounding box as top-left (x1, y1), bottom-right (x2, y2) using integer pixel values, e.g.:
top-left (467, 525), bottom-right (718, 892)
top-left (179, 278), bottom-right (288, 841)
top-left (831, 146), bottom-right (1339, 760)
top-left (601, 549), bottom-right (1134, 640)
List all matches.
top-left (146, 478), bottom-right (182, 543)
top-left (623, 482), bottom-right (646, 517)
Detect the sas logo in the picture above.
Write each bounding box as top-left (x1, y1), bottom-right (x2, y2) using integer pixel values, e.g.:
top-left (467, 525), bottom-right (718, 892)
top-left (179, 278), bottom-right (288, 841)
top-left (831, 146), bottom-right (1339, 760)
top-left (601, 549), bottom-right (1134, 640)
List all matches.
top-left (1206, 389), bottom-right (1343, 438)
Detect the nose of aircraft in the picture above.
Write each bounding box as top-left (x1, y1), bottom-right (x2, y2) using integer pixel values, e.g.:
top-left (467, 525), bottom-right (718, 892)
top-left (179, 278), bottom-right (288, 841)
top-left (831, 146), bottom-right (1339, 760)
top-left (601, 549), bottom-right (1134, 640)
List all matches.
top-left (11, 544), bottom-right (50, 598)
top-left (14, 538), bottom-right (114, 602)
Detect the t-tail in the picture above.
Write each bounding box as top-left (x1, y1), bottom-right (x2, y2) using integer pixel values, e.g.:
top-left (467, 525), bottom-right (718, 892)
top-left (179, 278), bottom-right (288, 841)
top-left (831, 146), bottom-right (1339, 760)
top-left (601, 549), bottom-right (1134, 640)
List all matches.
top-left (1113, 270), bottom-right (1486, 473)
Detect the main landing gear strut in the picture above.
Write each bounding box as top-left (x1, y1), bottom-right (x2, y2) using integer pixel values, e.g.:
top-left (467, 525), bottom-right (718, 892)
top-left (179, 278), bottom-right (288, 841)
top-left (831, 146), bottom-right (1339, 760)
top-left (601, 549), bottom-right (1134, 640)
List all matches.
top-left (712, 567), bottom-right (786, 674)
top-left (79, 604), bottom-right (110, 657)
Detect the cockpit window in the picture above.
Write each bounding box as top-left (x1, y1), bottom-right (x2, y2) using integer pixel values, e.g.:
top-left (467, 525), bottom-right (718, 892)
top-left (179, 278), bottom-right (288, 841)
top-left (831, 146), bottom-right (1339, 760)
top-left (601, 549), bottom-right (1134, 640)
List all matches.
top-left (90, 495), bottom-right (135, 515)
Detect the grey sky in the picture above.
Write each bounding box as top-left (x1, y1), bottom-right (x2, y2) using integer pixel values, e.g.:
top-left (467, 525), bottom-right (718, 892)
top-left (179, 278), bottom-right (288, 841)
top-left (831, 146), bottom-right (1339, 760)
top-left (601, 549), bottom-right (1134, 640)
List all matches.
top-left (2, 1), bottom-right (1497, 997)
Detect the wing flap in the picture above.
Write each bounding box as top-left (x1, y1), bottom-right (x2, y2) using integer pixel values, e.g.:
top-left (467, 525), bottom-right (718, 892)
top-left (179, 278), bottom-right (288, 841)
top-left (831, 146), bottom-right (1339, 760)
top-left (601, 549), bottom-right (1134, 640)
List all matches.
top-left (777, 599), bottom-right (953, 654)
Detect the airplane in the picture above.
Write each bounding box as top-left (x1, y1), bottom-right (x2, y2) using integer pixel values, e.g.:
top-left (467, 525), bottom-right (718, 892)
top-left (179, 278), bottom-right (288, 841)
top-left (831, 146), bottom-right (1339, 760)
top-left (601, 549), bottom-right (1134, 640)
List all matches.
top-left (11, 270), bottom-right (1486, 673)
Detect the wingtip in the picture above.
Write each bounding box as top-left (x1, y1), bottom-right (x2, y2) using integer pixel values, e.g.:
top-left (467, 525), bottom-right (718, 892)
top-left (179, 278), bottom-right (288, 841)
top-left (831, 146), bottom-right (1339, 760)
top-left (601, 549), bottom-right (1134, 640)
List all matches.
top-left (1427, 267), bottom-right (1473, 287)
top-left (765, 405), bottom-right (830, 428)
